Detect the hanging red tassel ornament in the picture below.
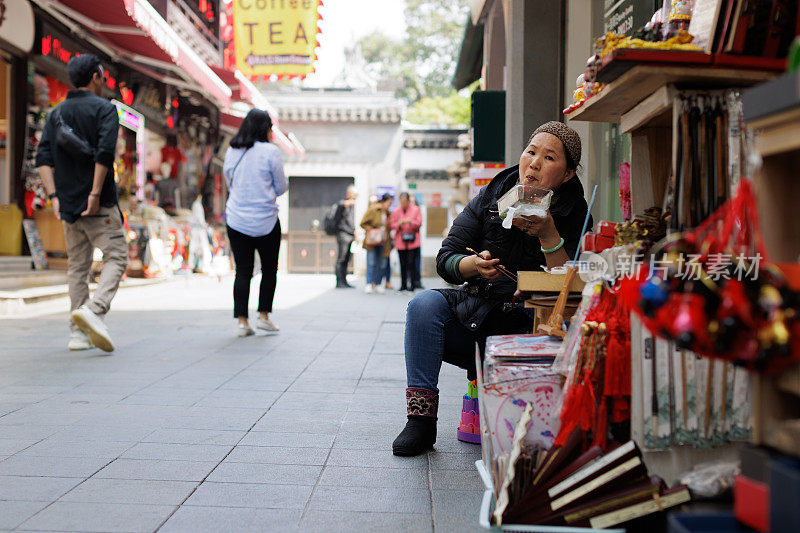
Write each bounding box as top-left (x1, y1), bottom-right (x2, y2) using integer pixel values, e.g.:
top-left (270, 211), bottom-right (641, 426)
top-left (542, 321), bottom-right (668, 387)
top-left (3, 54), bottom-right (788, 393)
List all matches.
top-left (603, 294), bottom-right (632, 425)
top-left (589, 321), bottom-right (610, 448)
top-left (554, 322), bottom-right (598, 447)
top-left (604, 303), bottom-right (631, 398)
top-left (592, 398), bottom-right (609, 449)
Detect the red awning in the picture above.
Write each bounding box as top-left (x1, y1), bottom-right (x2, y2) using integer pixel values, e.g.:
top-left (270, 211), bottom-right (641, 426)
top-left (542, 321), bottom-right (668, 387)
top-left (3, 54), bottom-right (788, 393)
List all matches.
top-left (220, 111), bottom-right (243, 133)
top-left (52, 0), bottom-right (231, 107)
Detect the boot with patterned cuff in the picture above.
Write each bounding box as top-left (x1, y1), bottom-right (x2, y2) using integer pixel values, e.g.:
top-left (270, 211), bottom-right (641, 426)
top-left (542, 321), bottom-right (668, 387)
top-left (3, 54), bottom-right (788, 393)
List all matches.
top-left (392, 387), bottom-right (439, 456)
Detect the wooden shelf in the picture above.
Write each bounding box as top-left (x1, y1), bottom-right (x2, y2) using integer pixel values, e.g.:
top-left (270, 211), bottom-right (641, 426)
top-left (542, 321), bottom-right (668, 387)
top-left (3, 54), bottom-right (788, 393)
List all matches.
top-left (567, 65), bottom-right (779, 124)
top-left (744, 80), bottom-right (800, 459)
top-left (748, 106), bottom-right (800, 157)
top-left (751, 366), bottom-right (800, 459)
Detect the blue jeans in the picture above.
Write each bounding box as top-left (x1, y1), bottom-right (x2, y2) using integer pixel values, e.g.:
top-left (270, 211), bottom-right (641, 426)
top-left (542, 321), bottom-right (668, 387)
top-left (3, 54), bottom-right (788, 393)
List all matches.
top-left (405, 290), bottom-right (483, 392)
top-left (366, 245), bottom-right (385, 285)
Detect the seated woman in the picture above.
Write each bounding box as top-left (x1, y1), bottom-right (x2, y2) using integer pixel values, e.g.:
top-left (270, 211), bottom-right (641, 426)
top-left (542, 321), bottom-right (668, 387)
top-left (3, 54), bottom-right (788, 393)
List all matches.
top-left (393, 121), bottom-right (591, 456)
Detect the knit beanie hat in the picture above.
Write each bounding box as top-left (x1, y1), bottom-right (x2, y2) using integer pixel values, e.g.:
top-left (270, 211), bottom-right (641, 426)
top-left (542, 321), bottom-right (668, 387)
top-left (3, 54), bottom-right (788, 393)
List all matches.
top-left (530, 121), bottom-right (581, 167)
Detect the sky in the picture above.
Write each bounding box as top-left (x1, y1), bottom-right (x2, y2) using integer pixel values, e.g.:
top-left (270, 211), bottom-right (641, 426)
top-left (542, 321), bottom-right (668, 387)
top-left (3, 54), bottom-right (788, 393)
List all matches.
top-left (303, 0), bottom-right (407, 86)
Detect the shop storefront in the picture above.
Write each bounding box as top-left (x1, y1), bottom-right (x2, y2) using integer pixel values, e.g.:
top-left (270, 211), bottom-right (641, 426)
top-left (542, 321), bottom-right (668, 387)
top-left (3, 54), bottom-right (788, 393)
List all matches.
top-left (456, 2), bottom-right (800, 531)
top-left (0, 0), bottom-right (35, 256)
top-left (17, 5), bottom-right (231, 277)
top-left (23, 19), bottom-right (126, 265)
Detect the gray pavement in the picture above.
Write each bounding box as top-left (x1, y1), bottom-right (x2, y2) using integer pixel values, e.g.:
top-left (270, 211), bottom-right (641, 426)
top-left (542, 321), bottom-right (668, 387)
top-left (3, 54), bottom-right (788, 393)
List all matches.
top-left (0, 274), bottom-right (485, 532)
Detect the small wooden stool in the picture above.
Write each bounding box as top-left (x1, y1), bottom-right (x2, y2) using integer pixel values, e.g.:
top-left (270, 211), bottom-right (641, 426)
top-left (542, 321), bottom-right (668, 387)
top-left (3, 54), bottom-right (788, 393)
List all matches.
top-left (526, 302), bottom-right (580, 333)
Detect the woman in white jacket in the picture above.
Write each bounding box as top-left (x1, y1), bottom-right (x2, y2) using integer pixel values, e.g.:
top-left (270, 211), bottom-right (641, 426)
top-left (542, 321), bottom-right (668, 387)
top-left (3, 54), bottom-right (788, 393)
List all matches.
top-left (223, 109), bottom-right (288, 337)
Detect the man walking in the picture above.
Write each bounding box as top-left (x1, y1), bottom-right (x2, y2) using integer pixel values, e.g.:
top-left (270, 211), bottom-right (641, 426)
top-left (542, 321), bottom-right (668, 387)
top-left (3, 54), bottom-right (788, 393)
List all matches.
top-left (334, 185), bottom-right (358, 288)
top-left (36, 54), bottom-right (128, 353)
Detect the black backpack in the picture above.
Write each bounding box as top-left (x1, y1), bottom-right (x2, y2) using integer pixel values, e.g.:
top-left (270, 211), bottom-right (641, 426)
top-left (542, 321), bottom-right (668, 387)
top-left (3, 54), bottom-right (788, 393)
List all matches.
top-left (323, 203), bottom-right (340, 236)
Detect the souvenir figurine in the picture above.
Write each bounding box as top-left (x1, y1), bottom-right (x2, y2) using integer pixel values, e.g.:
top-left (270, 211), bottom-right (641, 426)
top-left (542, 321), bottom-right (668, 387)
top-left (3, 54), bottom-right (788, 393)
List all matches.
top-left (667, 0), bottom-right (693, 35)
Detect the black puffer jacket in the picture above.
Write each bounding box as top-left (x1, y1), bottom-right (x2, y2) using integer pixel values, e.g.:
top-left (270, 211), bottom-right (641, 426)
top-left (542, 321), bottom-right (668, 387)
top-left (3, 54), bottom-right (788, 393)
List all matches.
top-left (434, 165), bottom-right (590, 333)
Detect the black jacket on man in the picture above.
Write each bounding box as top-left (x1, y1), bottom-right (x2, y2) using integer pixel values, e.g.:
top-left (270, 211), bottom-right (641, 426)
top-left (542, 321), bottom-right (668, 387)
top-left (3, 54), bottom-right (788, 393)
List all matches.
top-left (35, 90), bottom-right (119, 223)
top-left (335, 200), bottom-right (355, 237)
top-left (434, 165), bottom-right (590, 334)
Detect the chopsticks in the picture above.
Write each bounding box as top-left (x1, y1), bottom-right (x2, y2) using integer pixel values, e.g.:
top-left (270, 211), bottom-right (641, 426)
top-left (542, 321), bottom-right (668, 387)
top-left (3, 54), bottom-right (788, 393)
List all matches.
top-left (466, 247), bottom-right (518, 283)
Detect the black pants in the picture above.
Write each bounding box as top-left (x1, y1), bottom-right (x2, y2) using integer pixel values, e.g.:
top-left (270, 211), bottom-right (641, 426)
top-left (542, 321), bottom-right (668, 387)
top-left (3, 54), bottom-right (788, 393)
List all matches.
top-left (335, 233), bottom-right (353, 286)
top-left (227, 221), bottom-right (281, 318)
top-left (398, 247), bottom-right (420, 290)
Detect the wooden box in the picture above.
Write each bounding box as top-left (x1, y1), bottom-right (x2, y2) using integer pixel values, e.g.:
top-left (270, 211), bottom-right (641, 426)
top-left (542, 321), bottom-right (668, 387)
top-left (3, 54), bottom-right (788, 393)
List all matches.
top-left (32, 209), bottom-right (66, 255)
top-left (517, 270), bottom-right (585, 293)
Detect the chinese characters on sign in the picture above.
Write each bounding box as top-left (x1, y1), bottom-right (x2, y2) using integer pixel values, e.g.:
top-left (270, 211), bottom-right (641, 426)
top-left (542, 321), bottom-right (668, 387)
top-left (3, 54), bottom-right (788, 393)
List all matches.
top-left (627, 252), bottom-right (762, 280)
top-left (578, 251), bottom-right (763, 282)
top-left (233, 0), bottom-right (321, 77)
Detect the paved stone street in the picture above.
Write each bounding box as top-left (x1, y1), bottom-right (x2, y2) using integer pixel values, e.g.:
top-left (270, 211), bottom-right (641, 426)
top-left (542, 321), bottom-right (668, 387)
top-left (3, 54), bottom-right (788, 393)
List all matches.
top-left (0, 274), bottom-right (485, 532)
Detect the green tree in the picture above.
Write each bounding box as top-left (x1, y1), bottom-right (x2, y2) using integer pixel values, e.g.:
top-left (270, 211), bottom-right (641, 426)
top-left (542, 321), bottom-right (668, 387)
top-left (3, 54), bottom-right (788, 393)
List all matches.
top-left (356, 0), bottom-right (469, 106)
top-left (406, 90), bottom-right (471, 126)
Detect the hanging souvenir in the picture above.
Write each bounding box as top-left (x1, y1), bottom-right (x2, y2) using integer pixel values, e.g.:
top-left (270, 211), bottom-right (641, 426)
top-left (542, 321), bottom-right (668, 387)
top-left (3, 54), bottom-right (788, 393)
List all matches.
top-left (620, 179), bottom-right (800, 374)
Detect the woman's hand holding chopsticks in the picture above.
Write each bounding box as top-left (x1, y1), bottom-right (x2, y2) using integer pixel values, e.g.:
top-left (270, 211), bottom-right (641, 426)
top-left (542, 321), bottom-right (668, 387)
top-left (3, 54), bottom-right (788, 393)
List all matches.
top-left (464, 248), bottom-right (518, 282)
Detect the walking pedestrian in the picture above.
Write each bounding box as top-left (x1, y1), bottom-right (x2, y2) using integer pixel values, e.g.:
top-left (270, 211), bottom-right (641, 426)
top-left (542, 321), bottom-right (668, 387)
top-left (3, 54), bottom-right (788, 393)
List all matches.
top-left (390, 192), bottom-right (422, 291)
top-left (360, 193), bottom-right (393, 293)
top-left (334, 185), bottom-right (358, 288)
top-left (409, 195), bottom-right (424, 290)
top-left (363, 195), bottom-right (378, 291)
top-left (223, 109), bottom-right (288, 337)
top-left (35, 54), bottom-right (128, 353)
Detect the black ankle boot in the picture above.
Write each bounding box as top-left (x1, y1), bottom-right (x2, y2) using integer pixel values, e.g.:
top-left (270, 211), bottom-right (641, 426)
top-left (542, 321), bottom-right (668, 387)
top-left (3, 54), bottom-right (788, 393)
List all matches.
top-left (393, 416), bottom-right (437, 456)
top-left (392, 387), bottom-right (438, 456)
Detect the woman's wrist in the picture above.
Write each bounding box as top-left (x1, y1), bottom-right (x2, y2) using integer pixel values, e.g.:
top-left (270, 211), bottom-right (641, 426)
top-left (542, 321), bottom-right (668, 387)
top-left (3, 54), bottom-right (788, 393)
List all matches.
top-left (457, 255), bottom-right (479, 279)
top-left (538, 226), bottom-right (561, 250)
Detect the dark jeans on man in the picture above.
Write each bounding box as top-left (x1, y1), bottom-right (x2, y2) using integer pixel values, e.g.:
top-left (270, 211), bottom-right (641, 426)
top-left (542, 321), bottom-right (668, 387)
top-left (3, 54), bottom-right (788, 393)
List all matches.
top-left (335, 232), bottom-right (353, 287)
top-left (398, 247), bottom-right (420, 291)
top-left (227, 220), bottom-right (281, 318)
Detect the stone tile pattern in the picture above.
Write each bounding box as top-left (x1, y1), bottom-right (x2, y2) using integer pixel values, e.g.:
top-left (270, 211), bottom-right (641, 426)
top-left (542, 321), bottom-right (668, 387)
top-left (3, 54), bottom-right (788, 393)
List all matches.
top-left (0, 275), bottom-right (485, 532)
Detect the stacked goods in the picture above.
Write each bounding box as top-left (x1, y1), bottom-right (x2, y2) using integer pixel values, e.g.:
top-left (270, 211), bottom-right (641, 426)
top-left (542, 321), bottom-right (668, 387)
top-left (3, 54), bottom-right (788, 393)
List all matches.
top-left (478, 335), bottom-right (564, 498)
top-left (493, 426), bottom-right (691, 528)
top-left (456, 380), bottom-right (480, 444)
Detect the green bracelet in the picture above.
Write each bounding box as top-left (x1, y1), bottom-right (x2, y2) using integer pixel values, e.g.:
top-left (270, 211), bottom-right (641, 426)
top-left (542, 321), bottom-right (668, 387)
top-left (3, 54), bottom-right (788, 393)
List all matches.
top-left (541, 237), bottom-right (564, 254)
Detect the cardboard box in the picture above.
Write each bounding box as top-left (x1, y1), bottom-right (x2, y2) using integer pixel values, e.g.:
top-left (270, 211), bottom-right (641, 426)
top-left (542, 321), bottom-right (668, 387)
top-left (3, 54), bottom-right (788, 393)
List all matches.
top-left (735, 475), bottom-right (770, 533)
top-left (32, 209), bottom-right (66, 255)
top-left (597, 221), bottom-right (618, 238)
top-left (517, 270), bottom-right (585, 293)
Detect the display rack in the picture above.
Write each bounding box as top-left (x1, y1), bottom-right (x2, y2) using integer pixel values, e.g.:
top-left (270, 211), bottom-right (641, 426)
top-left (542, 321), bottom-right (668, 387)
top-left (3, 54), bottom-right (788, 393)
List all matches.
top-left (567, 62), bottom-right (783, 483)
top-left (742, 70), bottom-right (800, 460)
top-left (570, 64), bottom-right (776, 216)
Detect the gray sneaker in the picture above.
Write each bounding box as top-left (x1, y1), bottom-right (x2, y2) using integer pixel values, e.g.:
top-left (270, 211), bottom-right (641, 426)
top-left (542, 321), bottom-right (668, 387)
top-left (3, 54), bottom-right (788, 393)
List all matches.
top-left (71, 306), bottom-right (114, 352)
top-left (255, 316), bottom-right (279, 333)
top-left (238, 323), bottom-right (255, 337)
top-left (68, 330), bottom-right (93, 351)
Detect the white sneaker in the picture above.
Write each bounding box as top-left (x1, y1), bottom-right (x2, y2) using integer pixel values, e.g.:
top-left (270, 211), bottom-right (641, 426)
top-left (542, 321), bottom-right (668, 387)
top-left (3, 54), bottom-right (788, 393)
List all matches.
top-left (375, 285), bottom-right (386, 294)
top-left (364, 284), bottom-right (374, 294)
top-left (71, 306), bottom-right (114, 352)
top-left (68, 330), bottom-right (93, 351)
top-left (237, 323), bottom-right (255, 337)
top-left (255, 316), bottom-right (279, 332)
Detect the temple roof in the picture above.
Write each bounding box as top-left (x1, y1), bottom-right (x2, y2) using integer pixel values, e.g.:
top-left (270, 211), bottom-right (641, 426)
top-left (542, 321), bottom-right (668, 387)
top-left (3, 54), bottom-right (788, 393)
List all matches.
top-left (259, 89), bottom-right (404, 123)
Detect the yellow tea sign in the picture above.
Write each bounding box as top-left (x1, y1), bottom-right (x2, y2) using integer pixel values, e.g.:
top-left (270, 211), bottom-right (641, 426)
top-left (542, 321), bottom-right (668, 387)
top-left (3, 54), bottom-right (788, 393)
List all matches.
top-left (233, 0), bottom-right (320, 77)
